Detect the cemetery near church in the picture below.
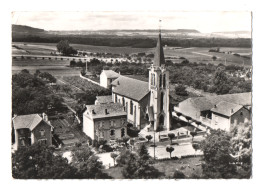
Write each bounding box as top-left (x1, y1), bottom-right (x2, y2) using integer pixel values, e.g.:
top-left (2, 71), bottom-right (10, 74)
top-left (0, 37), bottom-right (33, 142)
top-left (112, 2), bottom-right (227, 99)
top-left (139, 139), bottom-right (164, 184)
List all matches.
top-left (11, 19), bottom-right (252, 179)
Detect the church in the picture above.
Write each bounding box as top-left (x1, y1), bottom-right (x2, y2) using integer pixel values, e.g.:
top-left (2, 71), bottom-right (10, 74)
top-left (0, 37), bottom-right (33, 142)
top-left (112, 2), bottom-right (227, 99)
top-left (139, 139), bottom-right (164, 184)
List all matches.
top-left (83, 31), bottom-right (171, 141)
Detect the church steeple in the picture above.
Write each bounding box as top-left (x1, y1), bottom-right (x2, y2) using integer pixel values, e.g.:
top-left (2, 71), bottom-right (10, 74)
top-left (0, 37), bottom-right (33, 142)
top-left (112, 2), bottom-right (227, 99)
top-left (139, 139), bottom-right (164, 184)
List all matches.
top-left (153, 27), bottom-right (165, 67)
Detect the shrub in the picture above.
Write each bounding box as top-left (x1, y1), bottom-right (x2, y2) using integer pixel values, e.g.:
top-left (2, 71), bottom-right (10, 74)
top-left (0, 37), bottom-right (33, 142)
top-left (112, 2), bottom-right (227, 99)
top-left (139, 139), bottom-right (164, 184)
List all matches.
top-left (173, 170), bottom-right (186, 179)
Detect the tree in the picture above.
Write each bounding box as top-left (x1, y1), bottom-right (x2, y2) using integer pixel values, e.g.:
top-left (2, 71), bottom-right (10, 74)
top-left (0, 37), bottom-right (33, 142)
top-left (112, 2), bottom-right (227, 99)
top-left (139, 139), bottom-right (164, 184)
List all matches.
top-left (146, 135), bottom-right (153, 142)
top-left (230, 122), bottom-right (252, 178)
top-left (12, 144), bottom-right (78, 179)
top-left (190, 131), bottom-right (197, 142)
top-left (122, 136), bottom-right (130, 146)
top-left (168, 133), bottom-right (175, 144)
top-left (110, 152), bottom-right (119, 166)
top-left (71, 146), bottom-right (111, 179)
top-left (166, 146), bottom-right (175, 158)
top-left (120, 144), bottom-right (161, 179)
top-left (173, 170), bottom-right (186, 179)
top-left (200, 129), bottom-right (236, 178)
top-left (56, 40), bottom-right (77, 56)
top-left (175, 84), bottom-right (188, 96)
top-left (186, 116), bottom-right (192, 126)
top-left (176, 112), bottom-right (182, 120)
top-left (192, 143), bottom-right (200, 156)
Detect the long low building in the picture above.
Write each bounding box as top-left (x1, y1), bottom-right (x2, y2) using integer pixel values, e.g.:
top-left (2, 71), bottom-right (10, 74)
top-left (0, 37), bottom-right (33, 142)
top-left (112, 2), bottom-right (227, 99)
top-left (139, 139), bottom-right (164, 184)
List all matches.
top-left (175, 92), bottom-right (252, 131)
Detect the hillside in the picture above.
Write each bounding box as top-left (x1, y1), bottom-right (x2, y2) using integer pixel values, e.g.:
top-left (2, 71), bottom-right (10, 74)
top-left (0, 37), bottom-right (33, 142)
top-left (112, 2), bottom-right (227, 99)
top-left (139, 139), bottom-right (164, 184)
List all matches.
top-left (12, 24), bottom-right (45, 33)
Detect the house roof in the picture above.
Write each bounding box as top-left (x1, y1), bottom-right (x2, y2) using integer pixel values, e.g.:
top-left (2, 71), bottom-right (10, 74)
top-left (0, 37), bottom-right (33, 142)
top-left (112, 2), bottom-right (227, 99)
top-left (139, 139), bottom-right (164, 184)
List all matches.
top-left (111, 75), bottom-right (150, 101)
top-left (102, 70), bottom-right (120, 79)
top-left (12, 114), bottom-right (51, 131)
top-left (211, 101), bottom-right (243, 117)
top-left (153, 33), bottom-right (165, 67)
top-left (84, 103), bottom-right (127, 119)
top-left (184, 92), bottom-right (251, 112)
top-left (96, 95), bottom-right (113, 104)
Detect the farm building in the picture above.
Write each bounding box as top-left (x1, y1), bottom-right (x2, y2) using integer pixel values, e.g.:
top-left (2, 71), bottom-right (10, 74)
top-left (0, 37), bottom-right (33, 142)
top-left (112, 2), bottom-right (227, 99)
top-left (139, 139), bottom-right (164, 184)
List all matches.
top-left (175, 92), bottom-right (252, 131)
top-left (12, 113), bottom-right (53, 150)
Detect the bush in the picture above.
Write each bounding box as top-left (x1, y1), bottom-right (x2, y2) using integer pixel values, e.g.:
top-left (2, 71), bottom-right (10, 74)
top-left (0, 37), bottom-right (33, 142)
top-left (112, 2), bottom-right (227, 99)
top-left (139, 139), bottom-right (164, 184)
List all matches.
top-left (175, 84), bottom-right (188, 96)
top-left (173, 170), bottom-right (186, 179)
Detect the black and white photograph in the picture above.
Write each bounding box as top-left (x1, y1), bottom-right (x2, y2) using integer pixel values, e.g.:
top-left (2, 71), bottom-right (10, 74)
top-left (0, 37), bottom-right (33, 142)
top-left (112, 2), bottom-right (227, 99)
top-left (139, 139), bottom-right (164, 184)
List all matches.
top-left (6, 1), bottom-right (257, 182)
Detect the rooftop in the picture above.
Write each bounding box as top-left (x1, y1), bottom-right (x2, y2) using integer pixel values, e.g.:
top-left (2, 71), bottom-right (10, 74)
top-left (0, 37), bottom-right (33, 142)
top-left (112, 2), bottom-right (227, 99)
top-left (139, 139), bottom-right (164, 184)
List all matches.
top-left (12, 114), bottom-right (49, 130)
top-left (96, 95), bottom-right (113, 105)
top-left (185, 92), bottom-right (251, 111)
top-left (211, 101), bottom-right (243, 117)
top-left (84, 103), bottom-right (127, 119)
top-left (111, 75), bottom-right (150, 101)
top-left (102, 70), bottom-right (120, 78)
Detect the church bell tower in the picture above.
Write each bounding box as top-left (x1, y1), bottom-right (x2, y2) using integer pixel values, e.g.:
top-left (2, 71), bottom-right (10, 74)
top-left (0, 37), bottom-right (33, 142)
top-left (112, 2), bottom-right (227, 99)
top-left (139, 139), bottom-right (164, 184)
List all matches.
top-left (149, 25), bottom-right (170, 131)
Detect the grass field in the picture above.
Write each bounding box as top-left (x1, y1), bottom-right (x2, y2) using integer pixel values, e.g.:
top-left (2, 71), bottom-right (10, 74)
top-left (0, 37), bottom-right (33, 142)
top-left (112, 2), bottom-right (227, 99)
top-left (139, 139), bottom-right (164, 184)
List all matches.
top-left (12, 59), bottom-right (81, 76)
top-left (12, 42), bottom-right (252, 67)
top-left (103, 156), bottom-right (203, 179)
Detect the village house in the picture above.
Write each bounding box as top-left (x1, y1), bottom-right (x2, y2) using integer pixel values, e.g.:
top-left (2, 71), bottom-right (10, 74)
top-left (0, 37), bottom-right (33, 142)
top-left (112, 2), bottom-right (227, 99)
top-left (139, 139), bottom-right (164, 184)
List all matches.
top-left (83, 103), bottom-right (128, 141)
top-left (12, 113), bottom-right (53, 150)
top-left (175, 92), bottom-right (251, 131)
top-left (100, 70), bottom-right (120, 89)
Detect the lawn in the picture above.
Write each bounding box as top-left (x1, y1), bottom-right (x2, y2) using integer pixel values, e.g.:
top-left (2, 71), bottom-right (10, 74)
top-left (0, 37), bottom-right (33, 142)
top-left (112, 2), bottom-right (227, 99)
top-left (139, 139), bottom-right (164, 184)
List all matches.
top-left (103, 156), bottom-right (203, 179)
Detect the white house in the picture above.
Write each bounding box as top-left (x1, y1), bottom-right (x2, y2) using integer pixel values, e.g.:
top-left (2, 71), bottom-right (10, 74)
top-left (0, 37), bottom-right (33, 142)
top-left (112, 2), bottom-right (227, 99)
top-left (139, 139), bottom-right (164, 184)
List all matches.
top-left (100, 70), bottom-right (120, 89)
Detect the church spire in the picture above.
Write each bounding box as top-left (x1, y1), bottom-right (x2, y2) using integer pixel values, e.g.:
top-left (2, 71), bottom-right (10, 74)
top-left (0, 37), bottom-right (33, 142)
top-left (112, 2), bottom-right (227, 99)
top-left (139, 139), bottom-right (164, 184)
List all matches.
top-left (153, 20), bottom-right (165, 67)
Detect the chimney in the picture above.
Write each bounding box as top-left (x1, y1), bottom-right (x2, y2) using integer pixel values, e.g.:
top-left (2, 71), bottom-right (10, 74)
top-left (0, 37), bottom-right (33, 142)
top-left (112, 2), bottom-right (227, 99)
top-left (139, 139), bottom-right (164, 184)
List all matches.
top-left (231, 109), bottom-right (234, 113)
top-left (42, 113), bottom-right (48, 122)
top-left (214, 104), bottom-right (217, 108)
top-left (105, 109), bottom-right (108, 115)
top-left (117, 80), bottom-right (120, 85)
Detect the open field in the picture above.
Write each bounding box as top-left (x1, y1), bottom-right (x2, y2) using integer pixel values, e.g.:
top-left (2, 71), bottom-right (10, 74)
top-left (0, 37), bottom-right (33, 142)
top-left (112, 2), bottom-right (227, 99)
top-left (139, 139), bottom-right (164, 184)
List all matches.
top-left (12, 42), bottom-right (252, 67)
top-left (12, 59), bottom-right (81, 76)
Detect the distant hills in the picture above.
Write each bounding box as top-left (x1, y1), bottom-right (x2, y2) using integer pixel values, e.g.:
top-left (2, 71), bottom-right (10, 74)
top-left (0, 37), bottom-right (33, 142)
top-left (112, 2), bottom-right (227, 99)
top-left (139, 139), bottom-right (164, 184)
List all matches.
top-left (12, 24), bottom-right (252, 48)
top-left (12, 24), bottom-right (45, 33)
top-left (12, 24), bottom-right (251, 38)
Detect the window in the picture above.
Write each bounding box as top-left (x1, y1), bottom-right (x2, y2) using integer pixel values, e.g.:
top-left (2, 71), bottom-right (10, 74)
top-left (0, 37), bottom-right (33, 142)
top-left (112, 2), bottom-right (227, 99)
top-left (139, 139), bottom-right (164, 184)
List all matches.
top-left (161, 92), bottom-right (164, 111)
top-left (100, 131), bottom-right (104, 138)
top-left (122, 97), bottom-right (125, 106)
top-left (150, 73), bottom-right (153, 85)
top-left (39, 129), bottom-right (45, 136)
top-left (110, 120), bottom-right (116, 127)
top-left (159, 74), bottom-right (162, 87)
top-left (153, 74), bottom-right (156, 86)
top-left (20, 137), bottom-right (25, 146)
top-left (121, 128), bottom-right (125, 137)
top-left (130, 101), bottom-right (133, 115)
top-left (163, 74), bottom-right (166, 88)
top-left (240, 112), bottom-right (243, 116)
top-left (115, 94), bottom-right (117, 102)
top-left (110, 129), bottom-right (115, 136)
top-left (38, 139), bottom-right (47, 145)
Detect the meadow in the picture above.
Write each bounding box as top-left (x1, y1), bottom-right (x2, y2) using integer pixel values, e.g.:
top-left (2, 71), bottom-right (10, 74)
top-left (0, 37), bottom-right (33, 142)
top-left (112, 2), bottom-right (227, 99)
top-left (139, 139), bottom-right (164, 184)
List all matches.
top-left (12, 42), bottom-right (252, 67)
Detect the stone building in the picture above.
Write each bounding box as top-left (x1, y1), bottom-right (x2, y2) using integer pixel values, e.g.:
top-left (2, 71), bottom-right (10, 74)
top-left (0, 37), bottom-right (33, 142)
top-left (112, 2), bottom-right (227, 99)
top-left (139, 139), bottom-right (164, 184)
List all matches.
top-left (83, 103), bottom-right (128, 141)
top-left (12, 113), bottom-right (53, 150)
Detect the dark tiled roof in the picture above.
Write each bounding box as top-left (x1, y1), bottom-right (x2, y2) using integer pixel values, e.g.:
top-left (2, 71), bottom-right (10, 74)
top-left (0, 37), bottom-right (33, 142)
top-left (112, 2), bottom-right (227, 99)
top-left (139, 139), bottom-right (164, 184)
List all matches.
top-left (12, 114), bottom-right (51, 131)
top-left (153, 33), bottom-right (165, 67)
top-left (102, 70), bottom-right (120, 78)
top-left (211, 101), bottom-right (243, 117)
top-left (111, 75), bottom-right (150, 101)
top-left (186, 92), bottom-right (251, 111)
top-left (96, 95), bottom-right (113, 104)
top-left (84, 103), bottom-right (127, 119)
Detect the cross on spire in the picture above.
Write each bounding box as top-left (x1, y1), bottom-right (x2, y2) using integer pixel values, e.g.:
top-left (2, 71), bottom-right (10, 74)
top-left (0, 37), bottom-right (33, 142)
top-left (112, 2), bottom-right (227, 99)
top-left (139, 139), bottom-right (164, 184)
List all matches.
top-left (159, 20), bottom-right (162, 34)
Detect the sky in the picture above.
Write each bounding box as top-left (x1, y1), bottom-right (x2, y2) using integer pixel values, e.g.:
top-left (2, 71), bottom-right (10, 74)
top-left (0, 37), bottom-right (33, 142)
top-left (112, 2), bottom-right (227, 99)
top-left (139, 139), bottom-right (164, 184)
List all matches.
top-left (12, 11), bottom-right (251, 33)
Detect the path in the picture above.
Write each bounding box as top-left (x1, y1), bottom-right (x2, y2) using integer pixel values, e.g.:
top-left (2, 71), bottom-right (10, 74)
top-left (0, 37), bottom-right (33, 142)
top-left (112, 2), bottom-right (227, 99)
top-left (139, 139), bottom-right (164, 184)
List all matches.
top-left (192, 52), bottom-right (221, 58)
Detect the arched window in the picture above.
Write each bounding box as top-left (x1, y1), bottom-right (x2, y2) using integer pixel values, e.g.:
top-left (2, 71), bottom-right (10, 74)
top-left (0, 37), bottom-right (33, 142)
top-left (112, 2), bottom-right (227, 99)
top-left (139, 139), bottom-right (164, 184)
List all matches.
top-left (130, 101), bottom-right (133, 115)
top-left (115, 94), bottom-right (117, 102)
top-left (159, 74), bottom-right (162, 87)
top-left (163, 74), bottom-right (166, 88)
top-left (153, 74), bottom-right (155, 86)
top-left (161, 92), bottom-right (164, 111)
